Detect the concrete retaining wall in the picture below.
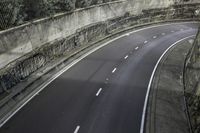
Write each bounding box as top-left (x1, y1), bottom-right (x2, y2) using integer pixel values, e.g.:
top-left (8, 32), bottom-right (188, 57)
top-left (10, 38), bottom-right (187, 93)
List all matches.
top-left (0, 0), bottom-right (176, 70)
top-left (0, 1), bottom-right (126, 69)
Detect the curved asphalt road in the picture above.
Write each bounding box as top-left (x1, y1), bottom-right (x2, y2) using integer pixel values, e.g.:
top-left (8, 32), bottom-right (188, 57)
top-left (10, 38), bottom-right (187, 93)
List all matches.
top-left (0, 22), bottom-right (199, 133)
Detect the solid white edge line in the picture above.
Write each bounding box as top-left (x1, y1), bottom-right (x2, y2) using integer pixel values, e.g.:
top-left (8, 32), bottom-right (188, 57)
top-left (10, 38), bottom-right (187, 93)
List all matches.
top-left (112, 68), bottom-right (117, 73)
top-left (74, 126), bottom-right (80, 133)
top-left (0, 21), bottom-right (198, 128)
top-left (139, 35), bottom-right (195, 133)
top-left (96, 88), bottom-right (102, 96)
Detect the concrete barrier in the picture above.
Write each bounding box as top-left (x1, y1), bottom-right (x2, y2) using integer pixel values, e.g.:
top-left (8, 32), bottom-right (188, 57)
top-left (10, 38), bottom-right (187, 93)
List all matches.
top-left (0, 1), bottom-right (128, 70)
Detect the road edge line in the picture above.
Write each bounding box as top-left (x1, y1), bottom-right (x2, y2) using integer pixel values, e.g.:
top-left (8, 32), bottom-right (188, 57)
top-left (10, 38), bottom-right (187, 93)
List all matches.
top-left (139, 35), bottom-right (196, 133)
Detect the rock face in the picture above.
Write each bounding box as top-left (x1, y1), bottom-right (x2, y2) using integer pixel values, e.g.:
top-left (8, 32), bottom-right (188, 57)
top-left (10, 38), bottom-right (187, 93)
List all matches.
top-left (185, 29), bottom-right (200, 133)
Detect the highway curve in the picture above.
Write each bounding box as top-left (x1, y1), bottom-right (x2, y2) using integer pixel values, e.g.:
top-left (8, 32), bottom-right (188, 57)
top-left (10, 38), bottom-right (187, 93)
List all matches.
top-left (0, 22), bottom-right (199, 133)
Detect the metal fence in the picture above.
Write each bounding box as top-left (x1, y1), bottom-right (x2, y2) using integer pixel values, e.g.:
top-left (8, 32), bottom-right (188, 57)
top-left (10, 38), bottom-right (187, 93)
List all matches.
top-left (0, 0), bottom-right (22, 30)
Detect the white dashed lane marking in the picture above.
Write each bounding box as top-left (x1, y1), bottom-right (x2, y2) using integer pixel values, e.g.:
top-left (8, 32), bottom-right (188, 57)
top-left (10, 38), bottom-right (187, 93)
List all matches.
top-left (74, 126), bottom-right (80, 133)
top-left (144, 41), bottom-right (148, 44)
top-left (96, 88), bottom-right (102, 96)
top-left (112, 68), bottom-right (117, 73)
top-left (153, 36), bottom-right (157, 39)
top-left (135, 47), bottom-right (139, 50)
top-left (124, 55), bottom-right (129, 59)
top-left (161, 33), bottom-right (166, 35)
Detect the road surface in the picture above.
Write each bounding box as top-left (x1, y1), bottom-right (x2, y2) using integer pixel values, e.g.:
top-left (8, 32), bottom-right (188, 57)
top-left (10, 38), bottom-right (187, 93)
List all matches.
top-left (0, 22), bottom-right (199, 133)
